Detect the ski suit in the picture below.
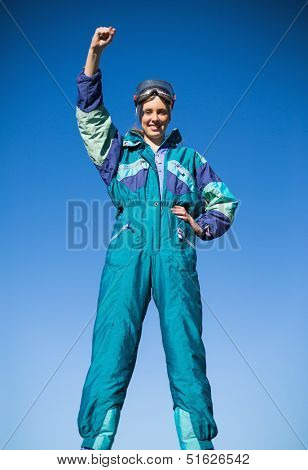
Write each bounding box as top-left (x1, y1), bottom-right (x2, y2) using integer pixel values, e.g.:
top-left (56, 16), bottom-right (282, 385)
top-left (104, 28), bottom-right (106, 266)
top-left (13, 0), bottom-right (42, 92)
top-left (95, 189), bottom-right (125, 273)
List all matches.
top-left (75, 67), bottom-right (239, 450)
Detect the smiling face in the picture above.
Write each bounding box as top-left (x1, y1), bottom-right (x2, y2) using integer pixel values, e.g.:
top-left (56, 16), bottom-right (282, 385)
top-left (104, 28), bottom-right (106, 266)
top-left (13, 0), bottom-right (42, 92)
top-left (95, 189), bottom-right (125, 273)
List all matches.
top-left (140, 95), bottom-right (171, 144)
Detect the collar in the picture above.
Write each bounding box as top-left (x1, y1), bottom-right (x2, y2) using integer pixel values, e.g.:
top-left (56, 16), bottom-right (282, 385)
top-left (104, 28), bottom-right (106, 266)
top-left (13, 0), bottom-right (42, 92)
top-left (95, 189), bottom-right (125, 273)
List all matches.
top-left (123, 128), bottom-right (182, 150)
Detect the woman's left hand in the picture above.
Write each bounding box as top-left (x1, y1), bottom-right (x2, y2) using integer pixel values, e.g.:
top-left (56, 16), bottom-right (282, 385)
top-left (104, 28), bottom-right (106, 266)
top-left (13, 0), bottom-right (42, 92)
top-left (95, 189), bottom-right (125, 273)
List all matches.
top-left (171, 205), bottom-right (191, 222)
top-left (171, 205), bottom-right (203, 238)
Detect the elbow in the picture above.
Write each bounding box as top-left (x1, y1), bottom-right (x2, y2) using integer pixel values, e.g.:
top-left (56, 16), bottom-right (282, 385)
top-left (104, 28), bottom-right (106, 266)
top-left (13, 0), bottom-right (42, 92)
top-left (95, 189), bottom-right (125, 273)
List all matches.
top-left (198, 209), bottom-right (237, 241)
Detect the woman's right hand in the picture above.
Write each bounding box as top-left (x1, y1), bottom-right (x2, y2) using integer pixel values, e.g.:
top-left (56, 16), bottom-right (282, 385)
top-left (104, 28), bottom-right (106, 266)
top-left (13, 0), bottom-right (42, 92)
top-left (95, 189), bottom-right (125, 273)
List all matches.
top-left (90, 26), bottom-right (116, 52)
top-left (84, 27), bottom-right (116, 76)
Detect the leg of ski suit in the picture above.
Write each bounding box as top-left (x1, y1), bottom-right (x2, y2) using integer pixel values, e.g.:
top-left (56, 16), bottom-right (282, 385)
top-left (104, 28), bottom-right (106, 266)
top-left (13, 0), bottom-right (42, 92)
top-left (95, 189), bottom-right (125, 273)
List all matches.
top-left (78, 250), bottom-right (152, 450)
top-left (78, 205), bottom-right (218, 450)
top-left (151, 251), bottom-right (217, 450)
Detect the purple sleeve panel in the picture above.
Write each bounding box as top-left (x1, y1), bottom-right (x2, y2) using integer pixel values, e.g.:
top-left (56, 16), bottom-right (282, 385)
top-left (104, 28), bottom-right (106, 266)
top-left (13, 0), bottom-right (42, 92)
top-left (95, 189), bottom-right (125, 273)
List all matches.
top-left (94, 129), bottom-right (123, 186)
top-left (76, 67), bottom-right (103, 112)
top-left (195, 161), bottom-right (222, 193)
top-left (196, 210), bottom-right (232, 241)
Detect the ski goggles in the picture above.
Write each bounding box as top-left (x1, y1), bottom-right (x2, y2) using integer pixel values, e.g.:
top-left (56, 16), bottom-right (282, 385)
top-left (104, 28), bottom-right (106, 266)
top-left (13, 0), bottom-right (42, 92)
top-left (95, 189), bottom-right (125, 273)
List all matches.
top-left (134, 87), bottom-right (175, 106)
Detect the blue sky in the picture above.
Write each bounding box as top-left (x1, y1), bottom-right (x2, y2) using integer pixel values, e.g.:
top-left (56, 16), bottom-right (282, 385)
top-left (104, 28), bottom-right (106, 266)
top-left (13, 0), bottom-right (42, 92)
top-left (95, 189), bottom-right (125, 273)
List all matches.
top-left (1, 0), bottom-right (307, 450)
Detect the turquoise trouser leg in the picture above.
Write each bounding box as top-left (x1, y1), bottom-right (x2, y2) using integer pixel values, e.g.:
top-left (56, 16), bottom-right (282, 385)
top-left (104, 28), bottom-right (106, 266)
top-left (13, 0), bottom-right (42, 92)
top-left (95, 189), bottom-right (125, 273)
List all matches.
top-left (151, 250), bottom-right (218, 449)
top-left (78, 250), bottom-right (152, 450)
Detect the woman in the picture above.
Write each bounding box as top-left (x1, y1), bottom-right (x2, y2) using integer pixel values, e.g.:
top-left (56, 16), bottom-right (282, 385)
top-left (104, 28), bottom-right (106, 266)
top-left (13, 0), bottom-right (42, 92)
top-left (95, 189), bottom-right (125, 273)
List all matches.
top-left (76, 26), bottom-right (239, 450)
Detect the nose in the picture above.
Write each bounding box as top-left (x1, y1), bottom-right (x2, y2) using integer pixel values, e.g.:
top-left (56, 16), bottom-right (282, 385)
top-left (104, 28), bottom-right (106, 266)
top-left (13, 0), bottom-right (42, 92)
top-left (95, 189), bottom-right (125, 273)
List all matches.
top-left (151, 112), bottom-right (159, 122)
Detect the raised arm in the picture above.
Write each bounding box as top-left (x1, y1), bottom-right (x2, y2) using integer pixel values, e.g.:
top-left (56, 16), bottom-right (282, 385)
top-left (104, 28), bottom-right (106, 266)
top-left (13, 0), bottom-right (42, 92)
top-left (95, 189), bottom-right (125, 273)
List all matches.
top-left (76, 27), bottom-right (123, 186)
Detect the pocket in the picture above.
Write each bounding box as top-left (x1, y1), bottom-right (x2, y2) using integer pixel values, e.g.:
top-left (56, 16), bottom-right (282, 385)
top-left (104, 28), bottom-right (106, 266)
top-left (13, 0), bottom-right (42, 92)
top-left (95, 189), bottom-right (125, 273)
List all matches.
top-left (175, 218), bottom-right (196, 249)
top-left (167, 160), bottom-right (195, 195)
top-left (173, 223), bottom-right (197, 273)
top-left (105, 222), bottom-right (134, 271)
top-left (175, 254), bottom-right (195, 274)
top-left (176, 226), bottom-right (196, 249)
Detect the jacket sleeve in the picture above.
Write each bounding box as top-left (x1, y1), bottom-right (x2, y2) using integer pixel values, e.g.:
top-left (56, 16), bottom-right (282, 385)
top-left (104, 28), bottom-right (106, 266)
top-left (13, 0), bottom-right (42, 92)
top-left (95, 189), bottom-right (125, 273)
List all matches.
top-left (194, 151), bottom-right (239, 240)
top-left (75, 67), bottom-right (122, 186)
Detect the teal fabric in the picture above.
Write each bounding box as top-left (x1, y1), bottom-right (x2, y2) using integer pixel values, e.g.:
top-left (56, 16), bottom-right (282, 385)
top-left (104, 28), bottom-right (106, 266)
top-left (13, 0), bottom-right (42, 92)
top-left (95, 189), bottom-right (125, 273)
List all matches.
top-left (81, 406), bottom-right (120, 450)
top-left (174, 407), bottom-right (214, 450)
top-left (76, 100), bottom-right (239, 449)
top-left (116, 158), bottom-right (150, 181)
top-left (167, 159), bottom-right (196, 191)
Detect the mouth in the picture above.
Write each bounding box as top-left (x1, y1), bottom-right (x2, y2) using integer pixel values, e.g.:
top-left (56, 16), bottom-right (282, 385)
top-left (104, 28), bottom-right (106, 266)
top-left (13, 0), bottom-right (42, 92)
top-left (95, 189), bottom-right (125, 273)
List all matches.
top-left (149, 125), bottom-right (161, 131)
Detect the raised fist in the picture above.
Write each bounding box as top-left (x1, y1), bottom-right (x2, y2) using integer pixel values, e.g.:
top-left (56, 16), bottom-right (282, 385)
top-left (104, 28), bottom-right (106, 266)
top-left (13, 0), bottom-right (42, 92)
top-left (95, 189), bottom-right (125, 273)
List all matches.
top-left (90, 26), bottom-right (116, 51)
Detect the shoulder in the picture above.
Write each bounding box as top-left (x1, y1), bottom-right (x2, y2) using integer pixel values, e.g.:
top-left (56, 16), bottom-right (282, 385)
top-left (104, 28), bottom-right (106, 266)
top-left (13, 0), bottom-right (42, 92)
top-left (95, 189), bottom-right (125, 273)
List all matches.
top-left (171, 145), bottom-right (207, 166)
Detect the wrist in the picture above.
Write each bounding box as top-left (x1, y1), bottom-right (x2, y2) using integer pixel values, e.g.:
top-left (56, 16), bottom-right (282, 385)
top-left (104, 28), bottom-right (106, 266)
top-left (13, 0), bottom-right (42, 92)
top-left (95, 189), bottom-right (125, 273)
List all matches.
top-left (89, 45), bottom-right (105, 55)
top-left (84, 47), bottom-right (104, 77)
top-left (189, 216), bottom-right (203, 238)
top-left (194, 224), bottom-right (203, 238)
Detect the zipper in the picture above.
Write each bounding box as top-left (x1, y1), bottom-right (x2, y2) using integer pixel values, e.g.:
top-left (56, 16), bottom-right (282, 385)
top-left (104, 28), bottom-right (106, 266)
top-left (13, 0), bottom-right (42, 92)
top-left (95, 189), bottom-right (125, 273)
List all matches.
top-left (201, 224), bottom-right (211, 238)
top-left (119, 159), bottom-right (148, 169)
top-left (161, 148), bottom-right (171, 200)
top-left (174, 161), bottom-right (193, 181)
top-left (175, 162), bottom-right (185, 177)
top-left (154, 150), bottom-right (166, 198)
top-left (110, 223), bottom-right (135, 242)
top-left (177, 227), bottom-right (195, 249)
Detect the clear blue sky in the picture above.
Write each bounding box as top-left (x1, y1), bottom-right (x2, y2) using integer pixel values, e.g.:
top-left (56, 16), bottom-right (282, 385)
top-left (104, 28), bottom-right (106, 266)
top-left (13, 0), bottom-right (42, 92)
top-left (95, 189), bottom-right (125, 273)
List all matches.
top-left (1, 0), bottom-right (307, 450)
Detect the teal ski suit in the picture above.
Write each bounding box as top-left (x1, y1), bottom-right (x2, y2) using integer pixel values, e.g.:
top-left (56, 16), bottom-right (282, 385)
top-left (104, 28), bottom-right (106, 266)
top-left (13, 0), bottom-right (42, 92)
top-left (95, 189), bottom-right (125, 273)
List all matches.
top-left (75, 67), bottom-right (239, 450)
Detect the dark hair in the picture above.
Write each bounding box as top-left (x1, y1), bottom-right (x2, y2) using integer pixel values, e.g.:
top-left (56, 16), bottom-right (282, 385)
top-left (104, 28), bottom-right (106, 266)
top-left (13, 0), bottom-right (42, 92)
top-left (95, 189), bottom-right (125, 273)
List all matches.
top-left (130, 127), bottom-right (145, 135)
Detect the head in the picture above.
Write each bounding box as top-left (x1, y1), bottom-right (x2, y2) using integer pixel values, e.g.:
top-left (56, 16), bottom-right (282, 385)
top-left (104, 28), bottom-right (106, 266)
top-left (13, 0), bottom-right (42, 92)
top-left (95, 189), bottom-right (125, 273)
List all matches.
top-left (133, 79), bottom-right (176, 144)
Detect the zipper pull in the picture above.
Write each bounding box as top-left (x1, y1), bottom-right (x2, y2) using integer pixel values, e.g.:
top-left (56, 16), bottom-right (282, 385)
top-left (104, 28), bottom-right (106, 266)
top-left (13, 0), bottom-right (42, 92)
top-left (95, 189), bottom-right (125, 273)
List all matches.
top-left (175, 162), bottom-right (185, 176)
top-left (177, 227), bottom-right (185, 241)
top-left (127, 222), bottom-right (135, 233)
